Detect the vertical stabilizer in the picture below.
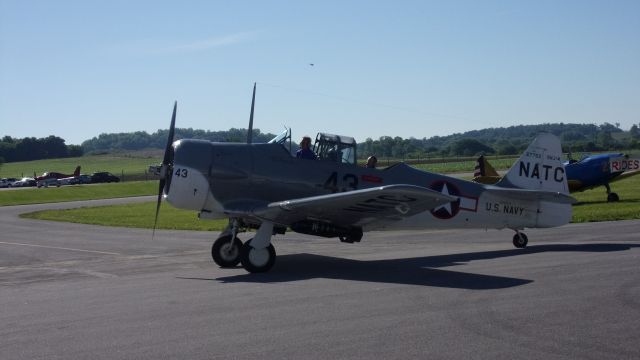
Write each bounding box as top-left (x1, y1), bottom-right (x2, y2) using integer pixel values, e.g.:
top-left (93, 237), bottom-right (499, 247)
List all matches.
top-left (73, 166), bottom-right (81, 177)
top-left (497, 133), bottom-right (568, 194)
top-left (474, 155), bottom-right (499, 177)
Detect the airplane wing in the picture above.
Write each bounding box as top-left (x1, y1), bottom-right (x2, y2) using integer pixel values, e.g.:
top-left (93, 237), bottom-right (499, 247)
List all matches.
top-left (484, 186), bottom-right (576, 204)
top-left (611, 169), bottom-right (640, 183)
top-left (250, 184), bottom-right (458, 227)
top-left (567, 179), bottom-right (583, 192)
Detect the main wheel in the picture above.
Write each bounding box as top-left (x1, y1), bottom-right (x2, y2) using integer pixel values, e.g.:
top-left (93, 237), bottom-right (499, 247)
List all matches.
top-left (513, 233), bottom-right (528, 248)
top-left (240, 239), bottom-right (276, 273)
top-left (211, 235), bottom-right (242, 268)
top-left (607, 192), bottom-right (619, 202)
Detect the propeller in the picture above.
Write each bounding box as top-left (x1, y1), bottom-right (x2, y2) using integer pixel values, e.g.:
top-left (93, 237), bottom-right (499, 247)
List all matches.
top-left (247, 82), bottom-right (256, 144)
top-left (153, 101), bottom-right (177, 237)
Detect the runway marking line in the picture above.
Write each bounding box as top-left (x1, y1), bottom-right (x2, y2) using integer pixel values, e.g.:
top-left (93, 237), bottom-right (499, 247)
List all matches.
top-left (0, 241), bottom-right (120, 255)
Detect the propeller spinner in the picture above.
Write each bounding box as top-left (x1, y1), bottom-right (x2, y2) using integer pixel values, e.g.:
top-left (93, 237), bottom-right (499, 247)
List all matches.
top-left (152, 101), bottom-right (177, 236)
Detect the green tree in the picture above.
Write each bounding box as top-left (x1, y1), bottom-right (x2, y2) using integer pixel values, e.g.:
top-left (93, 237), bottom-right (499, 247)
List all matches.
top-left (450, 138), bottom-right (494, 156)
top-left (630, 124), bottom-right (640, 140)
top-left (598, 131), bottom-right (615, 149)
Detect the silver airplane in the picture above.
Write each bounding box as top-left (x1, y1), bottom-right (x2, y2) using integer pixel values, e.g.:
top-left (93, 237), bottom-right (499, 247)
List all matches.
top-left (151, 85), bottom-right (575, 273)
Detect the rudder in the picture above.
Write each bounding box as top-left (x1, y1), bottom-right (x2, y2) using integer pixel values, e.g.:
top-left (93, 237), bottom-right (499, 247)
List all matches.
top-left (497, 133), bottom-right (569, 194)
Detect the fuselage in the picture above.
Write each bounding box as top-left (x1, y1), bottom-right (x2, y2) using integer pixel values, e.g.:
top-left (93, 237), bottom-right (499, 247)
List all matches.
top-left (564, 153), bottom-right (624, 191)
top-left (166, 140), bottom-right (571, 233)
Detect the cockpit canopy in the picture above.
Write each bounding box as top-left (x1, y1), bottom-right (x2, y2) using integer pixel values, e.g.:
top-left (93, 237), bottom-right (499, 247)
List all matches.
top-left (313, 133), bottom-right (357, 165)
top-left (268, 128), bottom-right (358, 165)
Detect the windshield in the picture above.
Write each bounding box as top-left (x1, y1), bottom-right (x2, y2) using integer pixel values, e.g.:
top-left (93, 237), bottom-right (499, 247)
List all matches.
top-left (268, 127), bottom-right (292, 154)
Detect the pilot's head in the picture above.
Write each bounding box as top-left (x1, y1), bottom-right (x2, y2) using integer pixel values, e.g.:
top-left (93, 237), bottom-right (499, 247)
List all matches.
top-left (366, 155), bottom-right (378, 168)
top-left (300, 136), bottom-right (312, 149)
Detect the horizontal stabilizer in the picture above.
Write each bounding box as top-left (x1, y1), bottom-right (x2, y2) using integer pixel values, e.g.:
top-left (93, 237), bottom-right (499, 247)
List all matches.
top-left (485, 186), bottom-right (576, 204)
top-left (612, 169), bottom-right (640, 183)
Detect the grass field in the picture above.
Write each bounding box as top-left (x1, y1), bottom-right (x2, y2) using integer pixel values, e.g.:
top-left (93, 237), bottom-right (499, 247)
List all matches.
top-left (19, 175), bottom-right (640, 230)
top-left (570, 175), bottom-right (640, 222)
top-left (0, 153), bottom-right (162, 180)
top-left (0, 181), bottom-right (156, 206)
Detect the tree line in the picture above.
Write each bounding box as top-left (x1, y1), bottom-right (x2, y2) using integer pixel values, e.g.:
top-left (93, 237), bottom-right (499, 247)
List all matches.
top-left (81, 128), bottom-right (276, 154)
top-left (0, 135), bottom-right (83, 163)
top-left (358, 123), bottom-right (640, 159)
top-left (2, 122), bottom-right (639, 164)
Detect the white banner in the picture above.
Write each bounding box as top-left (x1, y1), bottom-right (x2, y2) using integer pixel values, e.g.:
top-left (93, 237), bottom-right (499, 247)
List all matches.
top-left (610, 157), bottom-right (640, 172)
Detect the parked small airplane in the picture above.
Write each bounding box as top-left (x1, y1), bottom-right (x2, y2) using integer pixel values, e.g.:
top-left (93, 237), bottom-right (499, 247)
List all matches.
top-left (151, 85), bottom-right (574, 273)
top-left (473, 153), bottom-right (640, 202)
top-left (35, 166), bottom-right (81, 187)
top-left (35, 166), bottom-right (81, 182)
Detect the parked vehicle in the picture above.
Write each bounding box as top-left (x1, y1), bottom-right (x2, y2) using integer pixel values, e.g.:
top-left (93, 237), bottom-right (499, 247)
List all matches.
top-left (77, 174), bottom-right (92, 184)
top-left (90, 172), bottom-right (120, 183)
top-left (58, 176), bottom-right (78, 186)
top-left (12, 177), bottom-right (37, 187)
top-left (0, 178), bottom-right (18, 188)
top-left (38, 178), bottom-right (61, 187)
top-left (58, 174), bottom-right (92, 186)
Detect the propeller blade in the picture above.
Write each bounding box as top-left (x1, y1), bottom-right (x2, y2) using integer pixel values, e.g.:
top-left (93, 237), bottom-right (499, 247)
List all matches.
top-left (163, 101), bottom-right (177, 165)
top-left (152, 178), bottom-right (165, 238)
top-left (247, 83), bottom-right (256, 144)
top-left (153, 101), bottom-right (177, 239)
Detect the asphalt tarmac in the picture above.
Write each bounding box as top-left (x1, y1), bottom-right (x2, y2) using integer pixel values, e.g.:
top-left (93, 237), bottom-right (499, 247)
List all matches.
top-left (1, 198), bottom-right (639, 359)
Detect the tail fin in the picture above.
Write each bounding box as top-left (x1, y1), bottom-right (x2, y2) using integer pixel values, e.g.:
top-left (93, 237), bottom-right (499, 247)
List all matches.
top-left (473, 156), bottom-right (485, 177)
top-left (497, 133), bottom-right (569, 194)
top-left (474, 155), bottom-right (499, 177)
top-left (73, 166), bottom-right (81, 177)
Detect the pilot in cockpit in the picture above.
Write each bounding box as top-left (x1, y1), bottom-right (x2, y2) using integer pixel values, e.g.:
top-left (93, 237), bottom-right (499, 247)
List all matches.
top-left (296, 136), bottom-right (317, 160)
top-left (366, 155), bottom-right (378, 168)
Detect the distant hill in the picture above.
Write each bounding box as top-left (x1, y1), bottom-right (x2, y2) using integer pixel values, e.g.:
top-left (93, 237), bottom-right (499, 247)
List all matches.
top-left (81, 128), bottom-right (277, 154)
top-left (3, 122), bottom-right (638, 164)
top-left (359, 122), bottom-right (640, 158)
top-left (80, 122), bottom-right (640, 158)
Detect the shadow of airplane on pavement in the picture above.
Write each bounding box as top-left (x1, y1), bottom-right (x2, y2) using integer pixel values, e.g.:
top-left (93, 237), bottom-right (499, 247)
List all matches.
top-left (177, 243), bottom-right (638, 290)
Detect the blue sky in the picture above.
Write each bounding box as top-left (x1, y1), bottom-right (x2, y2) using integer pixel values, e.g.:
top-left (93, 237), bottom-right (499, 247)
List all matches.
top-left (1, 0), bottom-right (638, 145)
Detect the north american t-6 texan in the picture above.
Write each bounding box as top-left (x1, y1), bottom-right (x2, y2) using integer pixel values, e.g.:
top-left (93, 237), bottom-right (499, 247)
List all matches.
top-left (151, 85), bottom-right (575, 273)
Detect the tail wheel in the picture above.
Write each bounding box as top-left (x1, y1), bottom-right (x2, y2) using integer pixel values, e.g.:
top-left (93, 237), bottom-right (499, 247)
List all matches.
top-left (240, 239), bottom-right (276, 273)
top-left (211, 235), bottom-right (243, 268)
top-left (513, 233), bottom-right (528, 248)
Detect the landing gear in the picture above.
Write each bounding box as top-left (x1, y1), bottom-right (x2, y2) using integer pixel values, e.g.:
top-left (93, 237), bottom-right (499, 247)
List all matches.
top-left (605, 183), bottom-right (619, 202)
top-left (212, 220), bottom-right (276, 273)
top-left (512, 231), bottom-right (528, 248)
top-left (239, 221), bottom-right (276, 273)
top-left (211, 235), bottom-right (242, 268)
top-left (240, 239), bottom-right (276, 273)
top-left (211, 219), bottom-right (243, 268)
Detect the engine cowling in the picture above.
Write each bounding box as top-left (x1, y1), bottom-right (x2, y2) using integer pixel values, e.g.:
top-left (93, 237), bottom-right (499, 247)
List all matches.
top-left (164, 140), bottom-right (215, 211)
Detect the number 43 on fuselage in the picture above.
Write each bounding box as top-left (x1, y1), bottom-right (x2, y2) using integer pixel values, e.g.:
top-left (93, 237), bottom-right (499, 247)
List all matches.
top-left (151, 94), bottom-right (574, 274)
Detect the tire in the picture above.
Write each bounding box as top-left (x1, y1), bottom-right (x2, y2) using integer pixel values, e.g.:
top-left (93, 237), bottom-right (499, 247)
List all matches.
top-left (240, 239), bottom-right (276, 273)
top-left (211, 235), bottom-right (242, 268)
top-left (513, 233), bottom-right (528, 248)
top-left (607, 193), bottom-right (619, 202)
